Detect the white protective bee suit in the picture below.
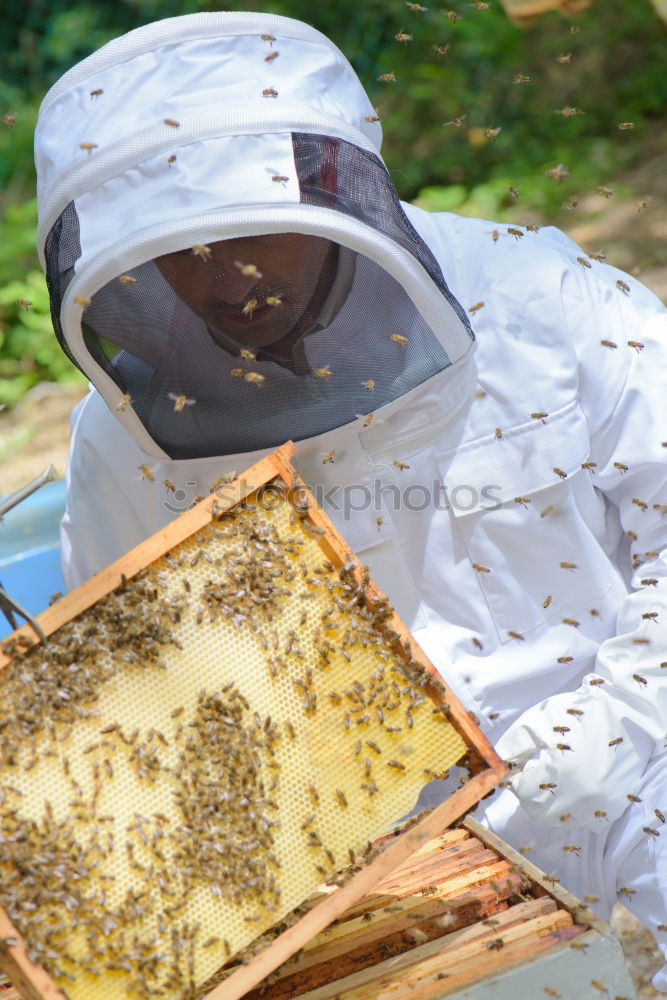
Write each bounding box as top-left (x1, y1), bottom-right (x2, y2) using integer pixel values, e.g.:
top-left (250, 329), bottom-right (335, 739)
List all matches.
top-left (36, 13), bottom-right (667, 988)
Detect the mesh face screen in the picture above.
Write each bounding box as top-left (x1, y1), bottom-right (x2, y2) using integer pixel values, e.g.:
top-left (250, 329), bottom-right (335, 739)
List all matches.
top-left (0, 489), bottom-right (467, 1000)
top-left (43, 200), bottom-right (84, 372)
top-left (292, 133), bottom-right (463, 316)
top-left (78, 237), bottom-right (452, 459)
top-left (44, 133), bottom-right (472, 460)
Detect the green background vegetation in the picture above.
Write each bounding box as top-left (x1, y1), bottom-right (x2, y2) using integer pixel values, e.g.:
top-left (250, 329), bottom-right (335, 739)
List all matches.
top-left (0, 0), bottom-right (665, 406)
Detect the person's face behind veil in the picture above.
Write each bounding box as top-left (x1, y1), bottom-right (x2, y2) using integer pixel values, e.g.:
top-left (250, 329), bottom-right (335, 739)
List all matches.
top-left (155, 233), bottom-right (338, 359)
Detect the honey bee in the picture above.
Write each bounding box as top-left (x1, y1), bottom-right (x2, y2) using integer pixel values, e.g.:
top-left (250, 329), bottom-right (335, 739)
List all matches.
top-left (395, 30), bottom-right (413, 42)
top-left (164, 118), bottom-right (180, 127)
top-left (616, 280), bottom-right (631, 295)
top-left (80, 142), bottom-right (98, 152)
top-left (627, 340), bottom-right (644, 352)
top-left (387, 760), bottom-right (406, 771)
top-left (363, 413), bottom-right (374, 428)
top-left (168, 392), bottom-right (196, 412)
top-left (608, 737), bottom-right (624, 748)
top-left (445, 10), bottom-right (462, 20)
top-left (560, 561), bottom-right (577, 570)
top-left (513, 74), bottom-right (530, 84)
top-left (364, 114), bottom-right (381, 123)
top-left (581, 461), bottom-right (597, 473)
top-left (263, 87), bottom-right (278, 98)
top-left (230, 368), bottom-right (244, 377)
top-left (545, 164), bottom-right (570, 182)
top-left (641, 578), bottom-right (658, 586)
top-left (472, 563), bottom-right (490, 573)
top-left (390, 333), bottom-right (408, 345)
top-left (485, 127), bottom-right (502, 142)
top-left (632, 498), bottom-right (648, 512)
top-left (468, 301), bottom-right (485, 313)
top-left (243, 372), bottom-right (265, 387)
top-left (589, 677), bottom-right (605, 686)
top-left (526, 223), bottom-right (541, 232)
top-left (543, 596), bottom-right (552, 609)
top-left (563, 618), bottom-right (579, 627)
top-left (555, 52), bottom-right (572, 63)
top-left (376, 516), bottom-right (384, 530)
top-left (313, 367), bottom-right (333, 379)
top-left (553, 726), bottom-right (570, 735)
top-left (563, 199), bottom-right (578, 211)
top-left (264, 51), bottom-right (279, 62)
top-left (164, 479), bottom-right (176, 493)
top-left (556, 743), bottom-right (573, 752)
top-left (556, 106), bottom-right (585, 118)
top-left (471, 0), bottom-right (490, 7)
top-left (322, 451), bottom-right (336, 464)
top-left (444, 114), bottom-right (467, 128)
top-left (166, 154), bottom-right (177, 166)
top-left (377, 73), bottom-right (397, 83)
top-left (633, 672), bottom-right (649, 684)
top-left (335, 789), bottom-right (348, 807)
top-left (261, 33), bottom-right (276, 42)
top-left (266, 296), bottom-right (282, 306)
top-left (540, 505), bottom-right (555, 518)
top-left (118, 274), bottom-right (137, 285)
top-left (406, 1), bottom-right (428, 8)
top-left (558, 656), bottom-right (573, 663)
top-left (138, 464), bottom-right (155, 481)
top-left (539, 782), bottom-right (557, 793)
top-left (238, 347), bottom-right (257, 362)
top-left (508, 631), bottom-right (525, 641)
top-left (471, 637), bottom-right (483, 650)
top-left (242, 298), bottom-right (258, 317)
top-left (1, 114), bottom-right (17, 126)
top-left (613, 462), bottom-right (628, 473)
top-left (617, 122), bottom-right (635, 130)
top-left (74, 295), bottom-right (92, 306)
top-left (362, 379), bottom-right (375, 391)
top-left (393, 459), bottom-right (410, 471)
top-left (600, 339), bottom-right (618, 349)
top-left (271, 174), bottom-right (289, 183)
top-left (486, 938), bottom-right (505, 950)
top-left (191, 244), bottom-right (212, 261)
top-left (494, 427), bottom-right (503, 440)
top-left (553, 467), bottom-right (567, 479)
top-left (576, 256), bottom-right (592, 269)
top-left (655, 809), bottom-right (666, 824)
top-left (643, 826), bottom-right (660, 837)
top-left (115, 393), bottom-right (132, 412)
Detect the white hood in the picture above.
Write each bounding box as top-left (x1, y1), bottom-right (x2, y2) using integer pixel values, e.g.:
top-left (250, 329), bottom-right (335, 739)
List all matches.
top-left (35, 12), bottom-right (473, 460)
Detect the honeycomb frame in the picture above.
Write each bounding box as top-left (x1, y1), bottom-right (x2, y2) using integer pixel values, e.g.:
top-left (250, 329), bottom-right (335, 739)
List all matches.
top-left (0, 443), bottom-right (506, 1000)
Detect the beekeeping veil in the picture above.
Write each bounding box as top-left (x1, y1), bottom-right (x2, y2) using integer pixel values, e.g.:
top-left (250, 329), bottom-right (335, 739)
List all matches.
top-left (36, 12), bottom-right (474, 460)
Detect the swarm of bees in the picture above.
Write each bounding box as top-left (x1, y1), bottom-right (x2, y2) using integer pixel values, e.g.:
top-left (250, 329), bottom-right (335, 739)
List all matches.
top-left (0, 485), bottom-right (467, 1000)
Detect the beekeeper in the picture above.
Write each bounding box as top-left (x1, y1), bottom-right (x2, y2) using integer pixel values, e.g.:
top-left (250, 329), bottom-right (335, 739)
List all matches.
top-left (35, 12), bottom-right (667, 990)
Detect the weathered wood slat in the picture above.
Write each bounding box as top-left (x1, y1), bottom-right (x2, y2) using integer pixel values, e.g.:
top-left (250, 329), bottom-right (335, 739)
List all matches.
top-left (295, 908), bottom-right (575, 1000)
top-left (246, 896), bottom-right (559, 1000)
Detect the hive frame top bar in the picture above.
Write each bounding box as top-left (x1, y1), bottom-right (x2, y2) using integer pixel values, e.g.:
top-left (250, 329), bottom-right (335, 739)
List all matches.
top-left (0, 442), bottom-right (507, 1000)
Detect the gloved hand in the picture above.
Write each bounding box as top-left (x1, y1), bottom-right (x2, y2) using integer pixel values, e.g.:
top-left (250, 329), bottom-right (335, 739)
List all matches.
top-left (494, 679), bottom-right (658, 831)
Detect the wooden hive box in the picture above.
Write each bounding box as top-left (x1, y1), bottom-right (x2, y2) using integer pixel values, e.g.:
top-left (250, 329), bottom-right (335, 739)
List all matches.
top-left (238, 817), bottom-right (637, 1000)
top-left (0, 444), bottom-right (506, 1000)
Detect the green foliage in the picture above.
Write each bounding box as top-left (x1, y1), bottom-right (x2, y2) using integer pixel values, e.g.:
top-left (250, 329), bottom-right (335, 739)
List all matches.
top-left (0, 0), bottom-right (665, 406)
